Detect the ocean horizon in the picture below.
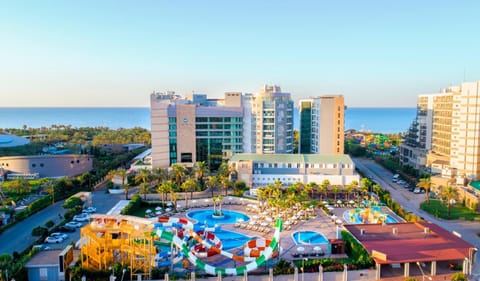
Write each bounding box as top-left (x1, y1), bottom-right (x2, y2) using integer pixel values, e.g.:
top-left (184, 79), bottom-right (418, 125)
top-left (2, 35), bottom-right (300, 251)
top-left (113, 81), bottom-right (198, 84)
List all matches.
top-left (0, 107), bottom-right (416, 134)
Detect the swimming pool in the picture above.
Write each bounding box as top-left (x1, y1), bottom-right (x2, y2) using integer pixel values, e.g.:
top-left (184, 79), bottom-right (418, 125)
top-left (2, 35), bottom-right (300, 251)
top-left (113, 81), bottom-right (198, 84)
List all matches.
top-left (343, 208), bottom-right (399, 224)
top-left (187, 209), bottom-right (250, 227)
top-left (292, 231), bottom-right (329, 245)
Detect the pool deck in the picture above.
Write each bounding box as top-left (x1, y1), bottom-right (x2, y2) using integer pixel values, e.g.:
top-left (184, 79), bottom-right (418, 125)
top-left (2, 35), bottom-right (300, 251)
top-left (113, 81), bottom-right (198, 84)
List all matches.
top-left (167, 198), bottom-right (349, 271)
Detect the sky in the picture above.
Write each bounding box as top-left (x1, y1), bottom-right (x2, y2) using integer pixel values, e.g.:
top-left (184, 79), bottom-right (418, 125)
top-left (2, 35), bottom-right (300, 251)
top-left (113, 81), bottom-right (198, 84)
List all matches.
top-left (1, 1), bottom-right (479, 108)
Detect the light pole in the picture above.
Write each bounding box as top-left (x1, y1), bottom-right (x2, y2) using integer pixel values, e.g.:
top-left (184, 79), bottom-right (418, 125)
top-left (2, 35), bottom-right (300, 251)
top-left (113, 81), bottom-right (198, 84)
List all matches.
top-left (121, 268), bottom-right (126, 281)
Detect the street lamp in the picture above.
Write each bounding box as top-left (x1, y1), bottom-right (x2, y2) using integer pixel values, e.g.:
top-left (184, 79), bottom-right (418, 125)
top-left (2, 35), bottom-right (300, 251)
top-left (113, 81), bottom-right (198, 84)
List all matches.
top-left (301, 258), bottom-right (308, 281)
top-left (121, 268), bottom-right (126, 281)
top-left (416, 262), bottom-right (432, 281)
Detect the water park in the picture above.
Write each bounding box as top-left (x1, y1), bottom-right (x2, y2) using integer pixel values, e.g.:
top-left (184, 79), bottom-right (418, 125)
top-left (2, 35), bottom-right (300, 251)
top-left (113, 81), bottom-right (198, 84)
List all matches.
top-left (80, 206), bottom-right (283, 280)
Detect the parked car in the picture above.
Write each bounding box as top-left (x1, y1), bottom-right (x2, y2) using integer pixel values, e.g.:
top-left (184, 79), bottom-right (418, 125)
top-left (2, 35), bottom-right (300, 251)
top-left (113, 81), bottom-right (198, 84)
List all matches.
top-left (82, 206), bottom-right (97, 214)
top-left (45, 236), bottom-right (63, 244)
top-left (413, 187), bottom-right (421, 194)
top-left (66, 221), bottom-right (82, 228)
top-left (32, 244), bottom-right (51, 251)
top-left (50, 232), bottom-right (68, 240)
top-left (73, 213), bottom-right (90, 222)
top-left (59, 225), bottom-right (76, 232)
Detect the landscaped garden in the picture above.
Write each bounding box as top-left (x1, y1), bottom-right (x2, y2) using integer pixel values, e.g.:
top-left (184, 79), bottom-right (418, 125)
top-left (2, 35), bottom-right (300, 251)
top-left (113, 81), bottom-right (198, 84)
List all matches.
top-left (420, 199), bottom-right (480, 220)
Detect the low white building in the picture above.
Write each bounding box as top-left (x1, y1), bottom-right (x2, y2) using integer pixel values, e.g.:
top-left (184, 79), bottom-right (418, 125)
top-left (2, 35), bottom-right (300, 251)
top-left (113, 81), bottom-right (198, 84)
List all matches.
top-left (229, 153), bottom-right (360, 194)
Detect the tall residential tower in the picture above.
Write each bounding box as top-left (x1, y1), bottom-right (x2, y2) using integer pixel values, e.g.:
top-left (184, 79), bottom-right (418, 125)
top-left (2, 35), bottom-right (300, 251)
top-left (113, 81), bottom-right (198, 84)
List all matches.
top-left (299, 95), bottom-right (345, 154)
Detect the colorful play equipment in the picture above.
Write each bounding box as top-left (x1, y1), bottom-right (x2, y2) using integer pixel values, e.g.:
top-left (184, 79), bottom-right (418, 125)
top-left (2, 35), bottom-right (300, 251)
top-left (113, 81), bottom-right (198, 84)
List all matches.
top-left (345, 206), bottom-right (389, 224)
top-left (243, 239), bottom-right (279, 258)
top-left (81, 213), bottom-right (282, 278)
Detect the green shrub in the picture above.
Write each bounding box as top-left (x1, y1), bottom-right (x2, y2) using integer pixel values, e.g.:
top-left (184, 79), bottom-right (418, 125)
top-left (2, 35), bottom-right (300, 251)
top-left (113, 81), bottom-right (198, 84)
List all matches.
top-left (29, 196), bottom-right (52, 213)
top-left (451, 272), bottom-right (468, 281)
top-left (121, 194), bottom-right (142, 215)
top-left (45, 220), bottom-right (55, 228)
top-left (31, 226), bottom-right (48, 236)
top-left (15, 209), bottom-right (31, 221)
top-left (63, 196), bottom-right (83, 209)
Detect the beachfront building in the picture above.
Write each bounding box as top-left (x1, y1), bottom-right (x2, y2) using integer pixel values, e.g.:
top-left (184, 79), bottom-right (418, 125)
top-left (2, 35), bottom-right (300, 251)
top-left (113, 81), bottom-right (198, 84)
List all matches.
top-left (299, 95), bottom-right (344, 154)
top-left (229, 153), bottom-right (360, 193)
top-left (252, 85), bottom-right (294, 154)
top-left (150, 85), bottom-right (294, 169)
top-left (399, 94), bottom-right (434, 171)
top-left (150, 91), bottom-right (244, 170)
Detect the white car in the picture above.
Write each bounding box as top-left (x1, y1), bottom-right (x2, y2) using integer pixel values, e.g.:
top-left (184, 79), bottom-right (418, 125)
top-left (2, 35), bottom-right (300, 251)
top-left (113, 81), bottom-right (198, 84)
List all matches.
top-left (45, 236), bottom-right (63, 243)
top-left (413, 188), bottom-right (421, 194)
top-left (82, 206), bottom-right (97, 214)
top-left (50, 232), bottom-right (68, 240)
top-left (66, 221), bottom-right (82, 228)
top-left (73, 213), bottom-right (90, 222)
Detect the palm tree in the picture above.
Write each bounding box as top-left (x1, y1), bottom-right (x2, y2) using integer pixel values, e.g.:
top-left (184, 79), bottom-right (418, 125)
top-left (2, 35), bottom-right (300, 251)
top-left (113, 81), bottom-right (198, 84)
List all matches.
top-left (181, 179), bottom-right (197, 208)
top-left (158, 181), bottom-right (175, 208)
top-left (361, 178), bottom-right (373, 195)
top-left (441, 185), bottom-right (459, 218)
top-left (135, 168), bottom-right (151, 187)
top-left (417, 176), bottom-right (433, 203)
top-left (194, 161), bottom-right (209, 189)
top-left (206, 176), bottom-right (218, 197)
top-left (139, 183), bottom-right (149, 200)
top-left (332, 185), bottom-right (340, 201)
top-left (171, 164), bottom-right (186, 187)
top-left (116, 168), bottom-right (128, 186)
top-left (350, 180), bottom-right (359, 201)
top-left (219, 175), bottom-right (230, 196)
top-left (306, 182), bottom-right (318, 200)
top-left (212, 195), bottom-right (224, 216)
top-left (122, 184), bottom-right (131, 200)
top-left (344, 183), bottom-right (353, 201)
top-left (152, 167), bottom-right (168, 185)
top-left (320, 179), bottom-right (330, 201)
top-left (106, 170), bottom-right (117, 184)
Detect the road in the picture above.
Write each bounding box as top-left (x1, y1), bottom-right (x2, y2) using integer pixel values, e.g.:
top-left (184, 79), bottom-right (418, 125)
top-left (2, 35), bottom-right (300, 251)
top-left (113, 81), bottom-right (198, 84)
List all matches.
top-left (0, 186), bottom-right (125, 255)
top-left (353, 157), bottom-right (480, 280)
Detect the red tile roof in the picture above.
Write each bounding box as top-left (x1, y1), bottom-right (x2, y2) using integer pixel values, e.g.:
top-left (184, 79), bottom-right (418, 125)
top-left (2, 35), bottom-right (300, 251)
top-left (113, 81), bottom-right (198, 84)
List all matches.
top-left (344, 222), bottom-right (475, 264)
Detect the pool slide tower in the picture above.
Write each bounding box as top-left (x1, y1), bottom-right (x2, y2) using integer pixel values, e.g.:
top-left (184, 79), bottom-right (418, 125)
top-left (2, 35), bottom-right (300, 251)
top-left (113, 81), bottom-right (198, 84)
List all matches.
top-left (80, 214), bottom-right (282, 278)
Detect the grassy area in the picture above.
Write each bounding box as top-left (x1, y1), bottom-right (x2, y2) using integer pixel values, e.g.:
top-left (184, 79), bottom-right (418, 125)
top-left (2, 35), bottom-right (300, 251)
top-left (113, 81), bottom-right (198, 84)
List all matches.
top-left (420, 199), bottom-right (480, 220)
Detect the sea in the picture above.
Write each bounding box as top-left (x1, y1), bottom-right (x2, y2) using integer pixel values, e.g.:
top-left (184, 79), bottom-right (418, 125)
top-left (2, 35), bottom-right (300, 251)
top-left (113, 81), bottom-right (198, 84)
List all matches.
top-left (0, 107), bottom-right (416, 134)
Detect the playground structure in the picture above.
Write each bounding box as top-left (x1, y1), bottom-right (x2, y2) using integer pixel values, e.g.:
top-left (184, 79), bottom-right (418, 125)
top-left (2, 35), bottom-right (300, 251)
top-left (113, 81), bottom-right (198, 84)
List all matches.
top-left (345, 206), bottom-right (388, 224)
top-left (80, 214), bottom-right (282, 279)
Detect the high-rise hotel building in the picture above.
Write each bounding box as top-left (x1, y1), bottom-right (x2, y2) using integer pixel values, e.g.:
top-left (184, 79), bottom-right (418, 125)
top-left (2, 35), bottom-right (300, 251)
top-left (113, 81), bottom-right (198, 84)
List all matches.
top-left (150, 85), bottom-right (294, 169)
top-left (299, 95), bottom-right (345, 154)
top-left (402, 81), bottom-right (480, 181)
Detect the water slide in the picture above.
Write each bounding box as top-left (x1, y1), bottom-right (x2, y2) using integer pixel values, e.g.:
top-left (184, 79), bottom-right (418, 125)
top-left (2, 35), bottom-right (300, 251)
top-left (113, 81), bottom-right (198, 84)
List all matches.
top-left (154, 217), bottom-right (283, 275)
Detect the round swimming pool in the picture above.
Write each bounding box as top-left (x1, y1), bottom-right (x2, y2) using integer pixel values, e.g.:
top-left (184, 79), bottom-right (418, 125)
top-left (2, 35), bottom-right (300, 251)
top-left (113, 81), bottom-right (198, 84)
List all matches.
top-left (292, 231), bottom-right (329, 245)
top-left (187, 209), bottom-right (250, 227)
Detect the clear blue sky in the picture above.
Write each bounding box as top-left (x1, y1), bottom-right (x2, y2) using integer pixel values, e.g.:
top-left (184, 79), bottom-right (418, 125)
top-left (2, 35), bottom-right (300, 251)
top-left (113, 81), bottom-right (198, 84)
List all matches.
top-left (1, 1), bottom-right (479, 107)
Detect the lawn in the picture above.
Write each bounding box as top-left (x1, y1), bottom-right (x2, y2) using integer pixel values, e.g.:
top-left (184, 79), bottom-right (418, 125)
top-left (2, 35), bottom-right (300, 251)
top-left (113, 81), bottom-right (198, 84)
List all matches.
top-left (420, 199), bottom-right (480, 220)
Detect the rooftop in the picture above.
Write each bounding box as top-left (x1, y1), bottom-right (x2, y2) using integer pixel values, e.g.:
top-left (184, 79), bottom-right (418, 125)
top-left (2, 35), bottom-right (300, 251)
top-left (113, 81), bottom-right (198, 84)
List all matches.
top-left (229, 153), bottom-right (354, 164)
top-left (343, 222), bottom-right (475, 264)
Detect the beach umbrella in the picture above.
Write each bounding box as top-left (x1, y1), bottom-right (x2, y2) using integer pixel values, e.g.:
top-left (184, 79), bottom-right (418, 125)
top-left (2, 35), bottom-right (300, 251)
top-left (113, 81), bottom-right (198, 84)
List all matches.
top-left (349, 200), bottom-right (355, 204)
top-left (336, 219), bottom-right (343, 224)
top-left (322, 201), bottom-right (328, 205)
top-left (327, 206), bottom-right (334, 211)
top-left (155, 206), bottom-right (162, 211)
top-left (146, 209), bottom-right (152, 213)
top-left (167, 202), bottom-right (173, 207)
top-left (331, 215), bottom-right (337, 220)
top-left (337, 200), bottom-right (342, 204)
top-left (297, 246), bottom-right (305, 253)
top-left (313, 246), bottom-right (322, 252)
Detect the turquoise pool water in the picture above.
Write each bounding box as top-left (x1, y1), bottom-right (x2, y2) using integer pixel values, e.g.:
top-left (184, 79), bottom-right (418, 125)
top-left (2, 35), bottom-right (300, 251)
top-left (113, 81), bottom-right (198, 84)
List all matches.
top-left (187, 209), bottom-right (250, 227)
top-left (185, 210), bottom-right (252, 250)
top-left (292, 231), bottom-right (329, 245)
top-left (343, 208), bottom-right (399, 224)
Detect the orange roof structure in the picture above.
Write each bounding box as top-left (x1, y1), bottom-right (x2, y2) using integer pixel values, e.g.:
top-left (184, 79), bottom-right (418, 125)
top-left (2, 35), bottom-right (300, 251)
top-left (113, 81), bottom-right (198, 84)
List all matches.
top-left (344, 222), bottom-right (475, 264)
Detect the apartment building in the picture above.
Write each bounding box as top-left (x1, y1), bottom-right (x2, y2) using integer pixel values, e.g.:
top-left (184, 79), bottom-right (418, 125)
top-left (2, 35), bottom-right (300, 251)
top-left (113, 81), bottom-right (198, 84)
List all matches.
top-left (299, 95), bottom-right (345, 154)
top-left (252, 85), bottom-right (294, 154)
top-left (403, 81), bottom-right (480, 182)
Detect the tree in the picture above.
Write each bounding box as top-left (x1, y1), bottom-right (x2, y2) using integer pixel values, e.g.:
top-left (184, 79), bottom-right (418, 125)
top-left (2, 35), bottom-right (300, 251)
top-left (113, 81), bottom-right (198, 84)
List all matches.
top-left (451, 272), bottom-right (468, 281)
top-left (116, 168), bottom-right (128, 186)
top-left (135, 168), bottom-right (151, 187)
top-left (332, 185), bottom-right (340, 201)
top-left (139, 183), bottom-right (149, 200)
top-left (206, 176), bottom-right (218, 197)
top-left (320, 179), bottom-right (330, 201)
top-left (122, 184), bottom-right (131, 200)
top-left (106, 170), bottom-right (117, 184)
top-left (171, 164), bottom-right (186, 187)
top-left (158, 181), bottom-right (175, 208)
top-left (417, 176), bottom-right (433, 203)
top-left (63, 196), bottom-right (83, 209)
top-left (440, 185), bottom-right (459, 218)
top-left (219, 175), bottom-right (230, 196)
top-left (194, 161), bottom-right (209, 189)
top-left (152, 167), bottom-right (168, 185)
top-left (181, 179), bottom-right (197, 208)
